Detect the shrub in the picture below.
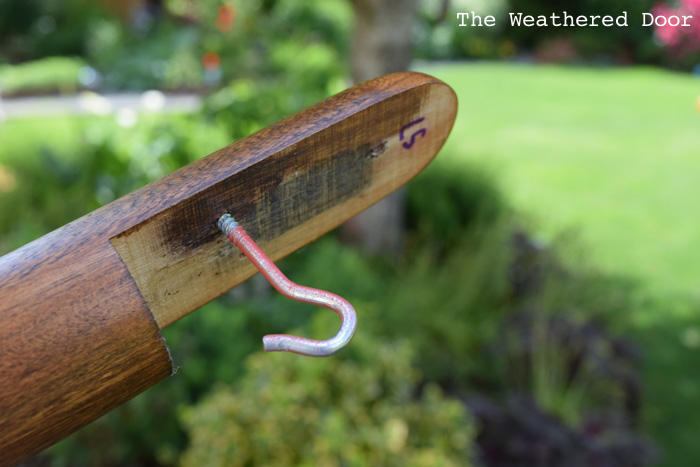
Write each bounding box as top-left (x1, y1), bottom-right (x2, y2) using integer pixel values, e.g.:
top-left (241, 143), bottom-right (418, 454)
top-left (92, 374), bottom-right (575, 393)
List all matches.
top-left (0, 113), bottom-right (228, 255)
top-left (406, 163), bottom-right (506, 256)
top-left (0, 56), bottom-right (86, 95)
top-left (179, 325), bottom-right (475, 467)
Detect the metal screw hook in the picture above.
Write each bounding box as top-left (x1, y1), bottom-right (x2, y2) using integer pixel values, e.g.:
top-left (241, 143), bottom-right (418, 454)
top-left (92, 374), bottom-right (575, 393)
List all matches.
top-left (217, 214), bottom-right (357, 357)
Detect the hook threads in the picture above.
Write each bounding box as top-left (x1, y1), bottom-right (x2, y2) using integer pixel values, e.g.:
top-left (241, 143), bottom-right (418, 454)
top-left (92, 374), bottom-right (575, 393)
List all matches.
top-left (217, 213), bottom-right (357, 357)
top-left (217, 213), bottom-right (239, 238)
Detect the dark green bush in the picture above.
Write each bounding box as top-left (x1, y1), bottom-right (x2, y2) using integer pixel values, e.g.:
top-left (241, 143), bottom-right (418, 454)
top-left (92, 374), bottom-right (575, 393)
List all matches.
top-left (415, 0), bottom-right (686, 68)
top-left (0, 0), bottom-right (100, 63)
top-left (407, 163), bottom-right (507, 255)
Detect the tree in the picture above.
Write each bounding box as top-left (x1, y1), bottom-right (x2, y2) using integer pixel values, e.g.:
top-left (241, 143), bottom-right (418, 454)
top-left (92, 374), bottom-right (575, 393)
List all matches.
top-left (343, 0), bottom-right (419, 254)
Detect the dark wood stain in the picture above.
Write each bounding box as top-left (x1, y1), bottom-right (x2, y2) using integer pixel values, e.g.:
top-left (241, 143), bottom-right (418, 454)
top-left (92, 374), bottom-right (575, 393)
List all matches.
top-left (158, 142), bottom-right (374, 253)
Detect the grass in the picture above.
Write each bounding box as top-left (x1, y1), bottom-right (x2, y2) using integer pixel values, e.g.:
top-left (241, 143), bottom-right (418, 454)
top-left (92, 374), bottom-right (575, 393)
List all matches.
top-left (0, 117), bottom-right (84, 164)
top-left (422, 63), bottom-right (700, 299)
top-left (419, 62), bottom-right (700, 466)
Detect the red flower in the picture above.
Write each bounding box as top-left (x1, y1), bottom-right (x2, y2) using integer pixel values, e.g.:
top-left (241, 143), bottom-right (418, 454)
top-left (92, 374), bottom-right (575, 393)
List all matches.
top-left (653, 0), bottom-right (700, 56)
top-left (215, 3), bottom-right (236, 33)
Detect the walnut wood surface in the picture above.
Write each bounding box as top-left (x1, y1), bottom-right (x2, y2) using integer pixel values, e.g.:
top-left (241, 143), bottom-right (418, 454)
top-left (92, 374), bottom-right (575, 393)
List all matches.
top-left (0, 201), bottom-right (174, 466)
top-left (0, 72), bottom-right (456, 465)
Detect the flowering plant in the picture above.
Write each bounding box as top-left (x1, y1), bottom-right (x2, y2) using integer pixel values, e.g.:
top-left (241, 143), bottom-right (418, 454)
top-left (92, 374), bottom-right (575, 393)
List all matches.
top-left (653, 0), bottom-right (700, 57)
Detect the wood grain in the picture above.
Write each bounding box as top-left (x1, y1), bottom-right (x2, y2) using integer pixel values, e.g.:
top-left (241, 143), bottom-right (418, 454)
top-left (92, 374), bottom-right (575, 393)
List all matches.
top-left (0, 72), bottom-right (457, 465)
top-left (0, 205), bottom-right (173, 466)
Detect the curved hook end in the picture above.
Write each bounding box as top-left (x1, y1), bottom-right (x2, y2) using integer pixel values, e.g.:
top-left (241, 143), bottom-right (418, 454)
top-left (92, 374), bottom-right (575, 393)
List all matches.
top-left (262, 335), bottom-right (297, 354)
top-left (218, 213), bottom-right (357, 357)
top-left (262, 333), bottom-right (351, 357)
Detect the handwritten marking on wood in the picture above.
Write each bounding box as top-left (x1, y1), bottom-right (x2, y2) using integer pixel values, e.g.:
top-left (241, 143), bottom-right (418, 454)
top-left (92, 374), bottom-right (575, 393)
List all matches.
top-left (400, 117), bottom-right (427, 149)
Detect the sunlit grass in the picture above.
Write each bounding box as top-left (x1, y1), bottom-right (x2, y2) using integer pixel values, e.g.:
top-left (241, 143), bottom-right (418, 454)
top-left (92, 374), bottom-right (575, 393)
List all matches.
top-left (421, 62), bottom-right (700, 466)
top-left (423, 63), bottom-right (700, 299)
top-left (0, 116), bottom-right (84, 164)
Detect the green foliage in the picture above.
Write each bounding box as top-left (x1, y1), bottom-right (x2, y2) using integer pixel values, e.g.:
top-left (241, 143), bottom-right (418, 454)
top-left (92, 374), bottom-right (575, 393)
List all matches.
top-left (384, 226), bottom-right (512, 386)
top-left (0, 0), bottom-right (352, 92)
top-left (179, 326), bottom-right (475, 467)
top-left (391, 163), bottom-right (512, 385)
top-left (416, 0), bottom-right (512, 61)
top-left (416, 0), bottom-right (682, 67)
top-left (0, 113), bottom-right (229, 255)
top-left (82, 0), bottom-right (351, 93)
top-left (200, 0), bottom-right (351, 141)
top-left (0, 0), bottom-right (100, 62)
top-left (507, 0), bottom-right (661, 60)
top-left (0, 56), bottom-right (85, 95)
top-left (86, 18), bottom-right (203, 91)
top-left (29, 0), bottom-right (99, 59)
top-left (407, 163), bottom-right (507, 254)
top-left (0, 0), bottom-right (41, 38)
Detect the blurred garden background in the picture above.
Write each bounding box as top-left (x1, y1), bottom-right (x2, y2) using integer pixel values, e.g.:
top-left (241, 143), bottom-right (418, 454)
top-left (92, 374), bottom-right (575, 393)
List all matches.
top-left (1, 0), bottom-right (699, 465)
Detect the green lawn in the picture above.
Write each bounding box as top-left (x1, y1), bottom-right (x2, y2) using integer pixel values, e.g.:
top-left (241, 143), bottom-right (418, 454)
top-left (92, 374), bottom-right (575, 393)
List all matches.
top-left (0, 117), bottom-right (84, 164)
top-left (421, 63), bottom-right (700, 466)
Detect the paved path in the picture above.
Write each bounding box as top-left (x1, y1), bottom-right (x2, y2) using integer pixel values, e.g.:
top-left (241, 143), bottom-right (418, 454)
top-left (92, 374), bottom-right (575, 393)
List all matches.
top-left (0, 92), bottom-right (201, 120)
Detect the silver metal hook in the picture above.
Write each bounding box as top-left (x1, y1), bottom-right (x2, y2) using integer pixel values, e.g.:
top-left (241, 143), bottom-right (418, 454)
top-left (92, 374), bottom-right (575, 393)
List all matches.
top-left (217, 214), bottom-right (357, 357)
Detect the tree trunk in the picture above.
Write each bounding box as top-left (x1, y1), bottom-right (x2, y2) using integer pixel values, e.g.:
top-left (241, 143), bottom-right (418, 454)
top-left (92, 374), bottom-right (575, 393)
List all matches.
top-left (344, 0), bottom-right (418, 254)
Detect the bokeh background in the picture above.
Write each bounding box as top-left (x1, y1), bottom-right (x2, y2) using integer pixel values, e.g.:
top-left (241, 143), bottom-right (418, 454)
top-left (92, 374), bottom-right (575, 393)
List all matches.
top-left (1, 0), bottom-right (699, 465)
